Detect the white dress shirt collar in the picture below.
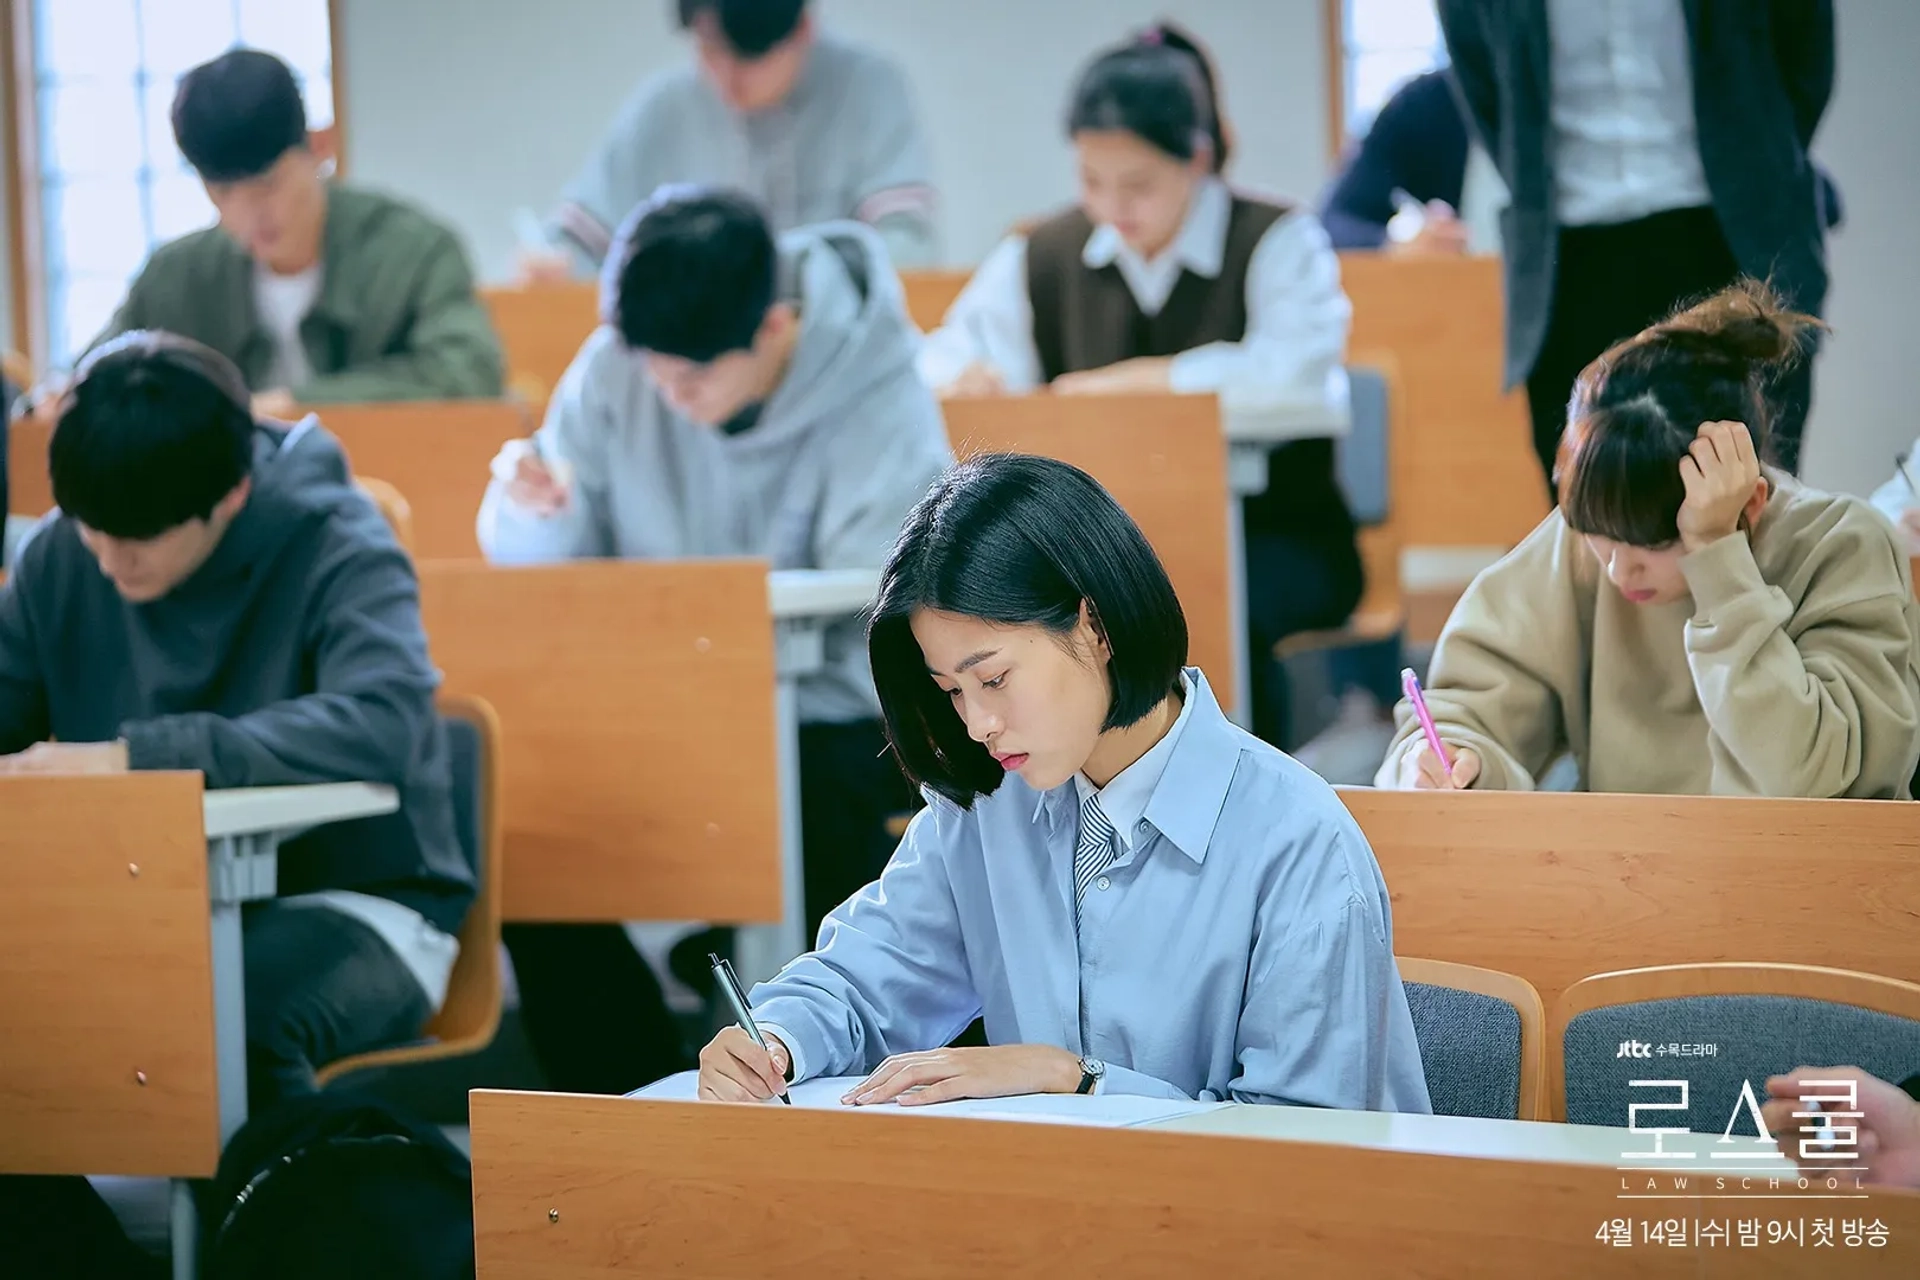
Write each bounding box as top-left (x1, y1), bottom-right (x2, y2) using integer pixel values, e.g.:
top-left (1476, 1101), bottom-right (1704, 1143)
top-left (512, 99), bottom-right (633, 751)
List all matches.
top-left (1081, 178), bottom-right (1232, 316)
top-left (1070, 670), bottom-right (1199, 855)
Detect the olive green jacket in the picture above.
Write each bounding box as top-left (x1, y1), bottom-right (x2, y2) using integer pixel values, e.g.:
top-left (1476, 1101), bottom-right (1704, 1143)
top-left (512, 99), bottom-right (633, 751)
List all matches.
top-left (95, 184), bottom-right (504, 402)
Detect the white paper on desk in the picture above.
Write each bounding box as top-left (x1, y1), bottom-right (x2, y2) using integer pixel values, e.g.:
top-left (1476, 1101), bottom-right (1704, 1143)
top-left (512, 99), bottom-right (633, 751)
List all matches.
top-left (628, 1071), bottom-right (1223, 1129)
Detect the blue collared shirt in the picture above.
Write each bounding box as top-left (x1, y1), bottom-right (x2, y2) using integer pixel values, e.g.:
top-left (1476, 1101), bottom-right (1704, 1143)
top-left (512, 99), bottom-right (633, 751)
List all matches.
top-left (753, 670), bottom-right (1433, 1112)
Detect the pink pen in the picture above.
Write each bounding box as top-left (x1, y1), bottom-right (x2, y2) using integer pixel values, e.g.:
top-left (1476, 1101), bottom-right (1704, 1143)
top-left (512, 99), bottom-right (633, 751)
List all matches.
top-left (1401, 668), bottom-right (1453, 773)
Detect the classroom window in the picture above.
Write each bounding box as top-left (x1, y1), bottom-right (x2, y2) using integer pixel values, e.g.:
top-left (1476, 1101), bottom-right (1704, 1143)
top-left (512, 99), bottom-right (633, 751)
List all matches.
top-left (1339, 0), bottom-right (1447, 143)
top-left (29, 0), bottom-right (335, 365)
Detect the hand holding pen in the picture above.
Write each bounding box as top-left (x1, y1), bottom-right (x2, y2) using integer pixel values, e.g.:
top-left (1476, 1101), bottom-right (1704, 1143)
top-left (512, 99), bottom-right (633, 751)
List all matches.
top-left (696, 953), bottom-right (793, 1104)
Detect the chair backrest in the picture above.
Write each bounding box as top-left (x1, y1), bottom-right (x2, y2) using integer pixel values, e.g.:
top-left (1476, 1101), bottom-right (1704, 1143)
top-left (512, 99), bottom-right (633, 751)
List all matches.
top-left (1339, 363), bottom-right (1392, 527)
top-left (941, 394), bottom-right (1235, 709)
top-left (355, 476), bottom-right (415, 553)
top-left (1553, 963), bottom-right (1920, 1127)
top-left (417, 559), bottom-right (781, 922)
top-left (900, 269), bottom-right (971, 332)
top-left (479, 282), bottom-right (601, 408)
top-left (312, 400), bottom-right (528, 559)
top-left (1340, 788), bottom-right (1920, 1015)
top-left (0, 773), bottom-right (222, 1178)
top-left (1340, 252), bottom-right (1544, 552)
top-left (1398, 957), bottom-right (1546, 1121)
top-left (426, 693), bottom-right (504, 1048)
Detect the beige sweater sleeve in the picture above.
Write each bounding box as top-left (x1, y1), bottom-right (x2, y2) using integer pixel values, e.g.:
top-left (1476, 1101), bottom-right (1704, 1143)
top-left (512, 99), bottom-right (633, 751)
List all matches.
top-left (1682, 518), bottom-right (1920, 799)
top-left (1376, 518), bottom-right (1586, 790)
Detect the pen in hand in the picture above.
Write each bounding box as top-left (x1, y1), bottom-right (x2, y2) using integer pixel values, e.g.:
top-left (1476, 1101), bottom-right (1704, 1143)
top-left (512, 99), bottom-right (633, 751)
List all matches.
top-left (709, 952), bottom-right (791, 1105)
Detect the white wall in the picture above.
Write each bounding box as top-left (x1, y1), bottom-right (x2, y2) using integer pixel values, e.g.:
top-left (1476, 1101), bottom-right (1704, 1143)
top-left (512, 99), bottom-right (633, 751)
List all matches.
top-left (337, 0), bottom-right (1910, 497)
top-left (337, 0), bottom-right (1332, 277)
top-left (1800, 0), bottom-right (1920, 496)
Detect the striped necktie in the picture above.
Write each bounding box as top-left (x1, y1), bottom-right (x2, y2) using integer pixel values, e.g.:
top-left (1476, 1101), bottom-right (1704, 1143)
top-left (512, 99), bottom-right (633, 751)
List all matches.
top-left (1073, 791), bottom-right (1119, 912)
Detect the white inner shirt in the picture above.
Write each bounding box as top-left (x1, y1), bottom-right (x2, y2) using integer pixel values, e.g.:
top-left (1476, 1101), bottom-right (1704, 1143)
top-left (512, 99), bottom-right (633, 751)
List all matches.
top-left (1547, 0), bottom-right (1711, 226)
top-left (252, 263), bottom-right (323, 391)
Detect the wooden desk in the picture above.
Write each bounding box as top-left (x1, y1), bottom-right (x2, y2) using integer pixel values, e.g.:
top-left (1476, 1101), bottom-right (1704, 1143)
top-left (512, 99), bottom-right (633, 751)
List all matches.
top-left (470, 1090), bottom-right (1920, 1277)
top-left (1341, 789), bottom-right (1920, 1014)
top-left (942, 394), bottom-right (1238, 717)
top-left (480, 282), bottom-right (601, 406)
top-left (417, 559), bottom-right (783, 925)
top-left (902, 269), bottom-right (970, 332)
top-left (310, 400), bottom-right (529, 560)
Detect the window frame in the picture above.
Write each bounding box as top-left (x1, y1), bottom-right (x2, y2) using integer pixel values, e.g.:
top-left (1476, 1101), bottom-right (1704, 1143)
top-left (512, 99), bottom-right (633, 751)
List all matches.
top-left (1, 0), bottom-right (346, 371)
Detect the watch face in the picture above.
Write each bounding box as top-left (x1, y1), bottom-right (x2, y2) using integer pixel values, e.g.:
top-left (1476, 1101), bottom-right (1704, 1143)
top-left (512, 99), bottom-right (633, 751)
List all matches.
top-left (1084, 1057), bottom-right (1106, 1078)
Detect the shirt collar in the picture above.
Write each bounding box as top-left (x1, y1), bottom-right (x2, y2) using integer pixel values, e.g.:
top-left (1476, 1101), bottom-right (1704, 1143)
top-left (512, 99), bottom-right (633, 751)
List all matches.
top-left (1081, 177), bottom-right (1232, 280)
top-left (1032, 668), bottom-right (1241, 864)
top-left (1072, 671), bottom-right (1197, 852)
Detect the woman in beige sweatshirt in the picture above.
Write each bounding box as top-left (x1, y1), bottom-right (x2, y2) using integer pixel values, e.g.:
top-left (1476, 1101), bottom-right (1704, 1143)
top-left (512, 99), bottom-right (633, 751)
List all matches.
top-left (1378, 282), bottom-right (1920, 798)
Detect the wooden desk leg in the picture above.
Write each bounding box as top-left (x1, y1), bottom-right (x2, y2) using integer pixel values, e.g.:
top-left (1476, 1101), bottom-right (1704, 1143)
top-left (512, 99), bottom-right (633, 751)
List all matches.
top-left (1224, 450), bottom-right (1257, 729)
top-left (204, 833), bottom-right (265, 1142)
top-left (734, 625), bottom-right (813, 984)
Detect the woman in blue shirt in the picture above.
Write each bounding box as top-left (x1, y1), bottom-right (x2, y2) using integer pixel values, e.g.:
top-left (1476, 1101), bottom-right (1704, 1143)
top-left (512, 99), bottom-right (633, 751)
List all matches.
top-left (697, 454), bottom-right (1431, 1111)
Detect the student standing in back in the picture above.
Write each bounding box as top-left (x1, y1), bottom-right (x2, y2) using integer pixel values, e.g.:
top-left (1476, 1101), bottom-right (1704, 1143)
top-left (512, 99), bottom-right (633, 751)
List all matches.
top-left (479, 187), bottom-right (952, 1093)
top-left (919, 25), bottom-right (1360, 749)
top-left (92, 50), bottom-right (503, 415)
top-left (697, 454), bottom-right (1430, 1112)
top-left (1379, 283), bottom-right (1920, 798)
top-left (528, 0), bottom-right (937, 277)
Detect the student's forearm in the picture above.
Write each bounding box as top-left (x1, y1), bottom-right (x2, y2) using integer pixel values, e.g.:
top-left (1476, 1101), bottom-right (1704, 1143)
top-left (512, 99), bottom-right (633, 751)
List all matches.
top-left (294, 341), bottom-right (505, 403)
top-left (475, 485), bottom-right (599, 565)
top-left (121, 692), bottom-right (423, 790)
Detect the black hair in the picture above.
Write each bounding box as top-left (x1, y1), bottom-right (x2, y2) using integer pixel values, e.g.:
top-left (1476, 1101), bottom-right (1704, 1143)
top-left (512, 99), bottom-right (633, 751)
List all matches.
top-left (869, 454), bottom-right (1189, 808)
top-left (172, 48), bottom-right (309, 183)
top-left (1558, 279), bottom-right (1823, 548)
top-left (603, 186), bottom-right (778, 361)
top-left (676, 0), bottom-right (807, 58)
top-left (51, 332), bottom-right (256, 541)
top-left (1067, 22), bottom-right (1231, 173)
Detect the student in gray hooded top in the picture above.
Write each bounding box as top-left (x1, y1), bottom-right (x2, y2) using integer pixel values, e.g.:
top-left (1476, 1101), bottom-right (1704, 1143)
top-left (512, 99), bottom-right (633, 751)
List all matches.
top-left (479, 187), bottom-right (952, 1094)
top-left (529, 0), bottom-right (937, 277)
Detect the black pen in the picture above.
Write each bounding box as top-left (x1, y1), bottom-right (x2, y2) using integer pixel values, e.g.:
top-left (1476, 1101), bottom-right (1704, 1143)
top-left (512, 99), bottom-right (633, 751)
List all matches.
top-left (709, 952), bottom-right (790, 1104)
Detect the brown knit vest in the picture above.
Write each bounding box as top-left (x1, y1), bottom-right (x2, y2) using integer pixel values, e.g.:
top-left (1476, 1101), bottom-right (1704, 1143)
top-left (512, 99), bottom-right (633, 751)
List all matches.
top-left (1022, 195), bottom-right (1354, 545)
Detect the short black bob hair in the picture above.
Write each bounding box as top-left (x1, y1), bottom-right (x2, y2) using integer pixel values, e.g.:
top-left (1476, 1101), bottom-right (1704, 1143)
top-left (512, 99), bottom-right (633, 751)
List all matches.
top-left (1557, 279), bottom-right (1821, 549)
top-left (869, 453), bottom-right (1188, 808)
top-left (52, 331), bottom-right (255, 541)
top-left (172, 48), bottom-right (309, 184)
top-left (603, 186), bottom-right (777, 362)
top-left (1066, 23), bottom-right (1230, 173)
top-left (676, 0), bottom-right (807, 59)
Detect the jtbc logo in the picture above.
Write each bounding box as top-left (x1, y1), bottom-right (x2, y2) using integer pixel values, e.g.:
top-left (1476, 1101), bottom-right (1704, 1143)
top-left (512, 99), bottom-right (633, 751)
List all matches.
top-left (1616, 1040), bottom-right (1654, 1059)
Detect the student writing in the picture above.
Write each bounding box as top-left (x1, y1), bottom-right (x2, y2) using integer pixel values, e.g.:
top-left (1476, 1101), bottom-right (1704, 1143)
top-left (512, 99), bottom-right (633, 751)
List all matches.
top-left (478, 187), bottom-right (952, 1094)
top-left (1379, 282), bottom-right (1920, 798)
top-left (91, 49), bottom-right (503, 414)
top-left (698, 454), bottom-right (1431, 1112)
top-left (917, 24), bottom-right (1361, 748)
top-left (530, 0), bottom-right (937, 278)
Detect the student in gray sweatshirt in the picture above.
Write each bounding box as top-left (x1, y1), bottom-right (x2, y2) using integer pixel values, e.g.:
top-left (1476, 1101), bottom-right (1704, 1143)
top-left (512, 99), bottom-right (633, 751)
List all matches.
top-left (534, 0), bottom-right (937, 276)
top-left (480, 186), bottom-right (952, 1093)
top-left (0, 332), bottom-right (475, 1110)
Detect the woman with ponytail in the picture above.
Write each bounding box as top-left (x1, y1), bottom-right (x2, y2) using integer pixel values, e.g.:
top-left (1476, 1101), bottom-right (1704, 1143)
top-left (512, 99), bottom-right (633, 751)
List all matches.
top-left (919, 22), bottom-right (1360, 749)
top-left (1379, 281), bottom-right (1920, 799)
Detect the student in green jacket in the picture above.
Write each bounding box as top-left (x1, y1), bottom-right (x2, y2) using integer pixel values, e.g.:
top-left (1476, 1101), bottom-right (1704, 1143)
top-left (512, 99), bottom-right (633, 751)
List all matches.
top-left (93, 49), bottom-right (504, 412)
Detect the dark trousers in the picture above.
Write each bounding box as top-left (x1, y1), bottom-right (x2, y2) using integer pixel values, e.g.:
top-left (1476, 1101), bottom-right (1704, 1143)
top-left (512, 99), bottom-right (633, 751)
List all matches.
top-left (505, 718), bottom-right (912, 1095)
top-left (242, 901), bottom-right (432, 1112)
top-left (1525, 205), bottom-right (1815, 494)
top-left (1244, 531), bottom-right (1366, 748)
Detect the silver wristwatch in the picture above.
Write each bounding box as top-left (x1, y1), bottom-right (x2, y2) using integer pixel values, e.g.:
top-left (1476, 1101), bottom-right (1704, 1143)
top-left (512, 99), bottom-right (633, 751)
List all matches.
top-left (1075, 1055), bottom-right (1106, 1095)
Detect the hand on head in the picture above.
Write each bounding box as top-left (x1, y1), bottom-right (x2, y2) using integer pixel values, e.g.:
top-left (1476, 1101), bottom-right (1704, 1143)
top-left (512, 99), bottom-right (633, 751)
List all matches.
top-left (1675, 421), bottom-right (1764, 553)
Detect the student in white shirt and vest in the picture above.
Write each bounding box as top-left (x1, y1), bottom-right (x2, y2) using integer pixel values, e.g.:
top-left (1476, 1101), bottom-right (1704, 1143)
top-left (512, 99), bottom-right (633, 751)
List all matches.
top-left (698, 453), bottom-right (1431, 1113)
top-left (527, 0), bottom-right (938, 278)
top-left (1440, 0), bottom-right (1833, 486)
top-left (919, 25), bottom-right (1360, 750)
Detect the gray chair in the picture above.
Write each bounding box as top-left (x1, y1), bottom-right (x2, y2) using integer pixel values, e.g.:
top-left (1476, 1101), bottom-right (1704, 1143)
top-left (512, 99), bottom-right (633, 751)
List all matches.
top-left (1554, 963), bottom-right (1920, 1129)
top-left (1399, 957), bottom-right (1547, 1120)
